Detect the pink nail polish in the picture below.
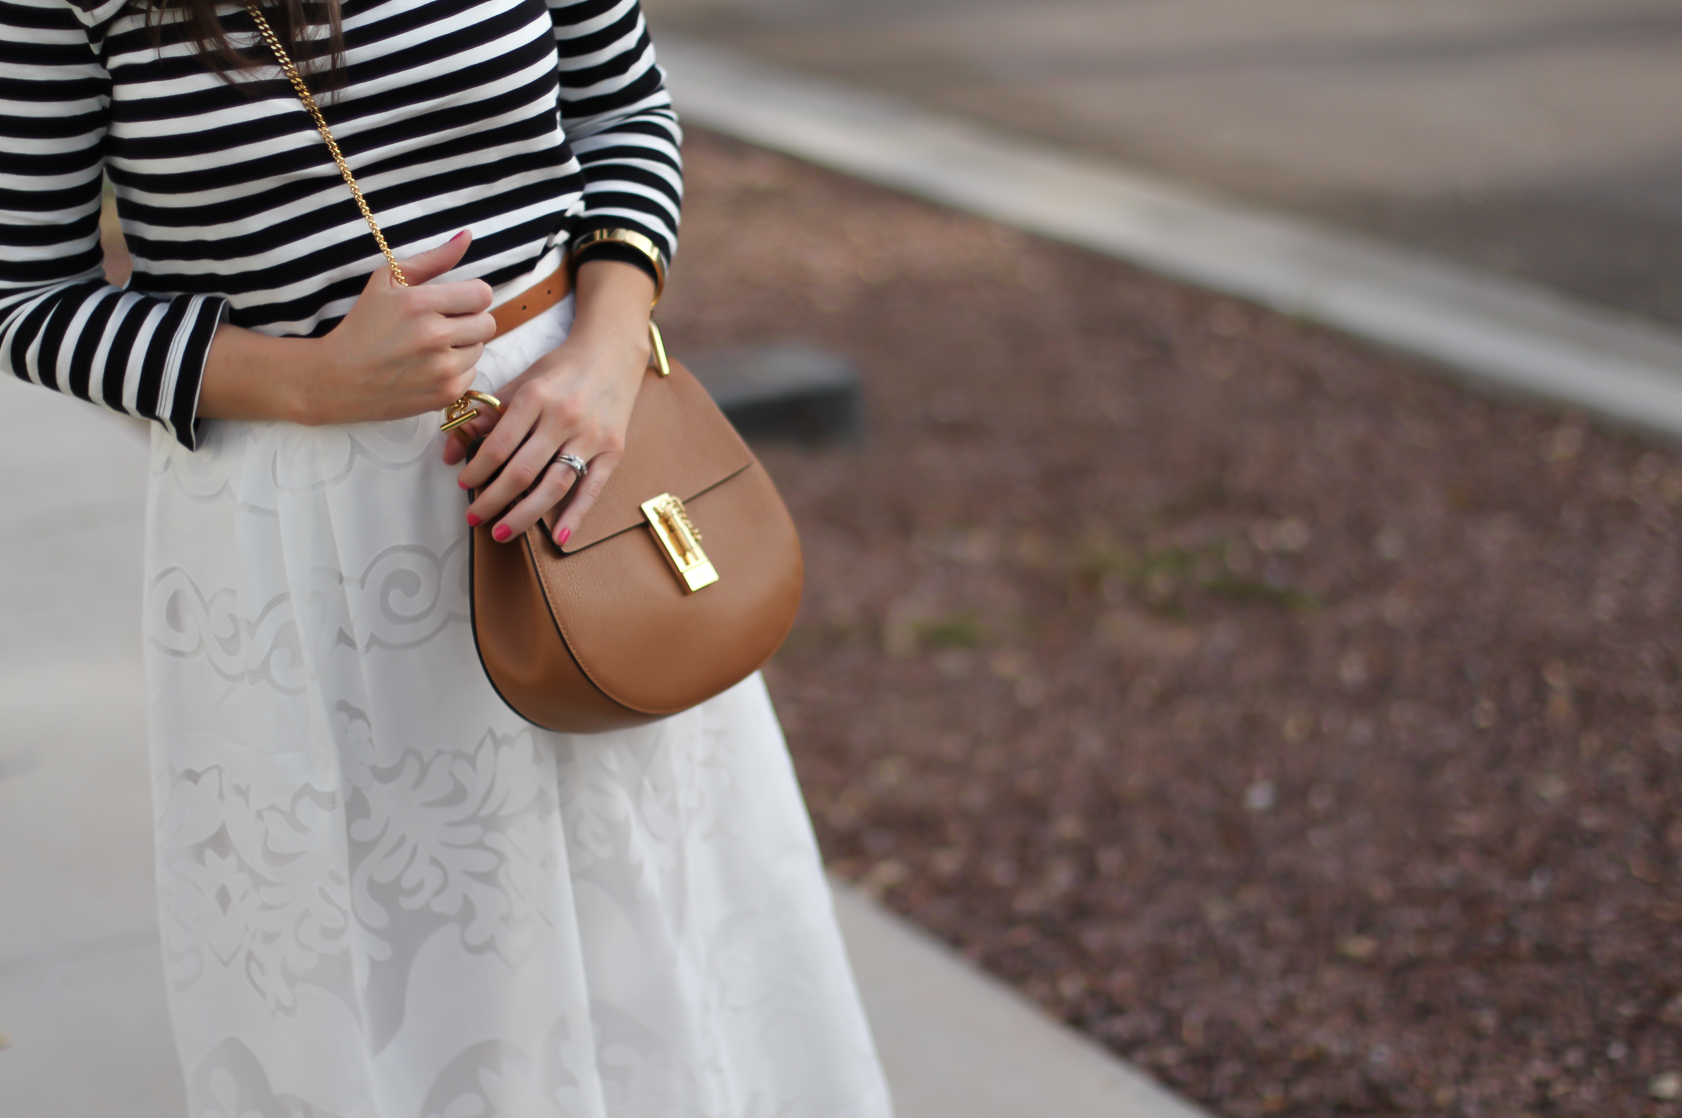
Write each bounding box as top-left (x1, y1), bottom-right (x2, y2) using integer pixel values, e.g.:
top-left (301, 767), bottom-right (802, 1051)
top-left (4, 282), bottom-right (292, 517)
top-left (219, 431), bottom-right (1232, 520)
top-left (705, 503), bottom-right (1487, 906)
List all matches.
top-left (555, 527), bottom-right (571, 548)
top-left (493, 524), bottom-right (512, 543)
top-left (458, 477), bottom-right (470, 490)
top-left (465, 512), bottom-right (481, 528)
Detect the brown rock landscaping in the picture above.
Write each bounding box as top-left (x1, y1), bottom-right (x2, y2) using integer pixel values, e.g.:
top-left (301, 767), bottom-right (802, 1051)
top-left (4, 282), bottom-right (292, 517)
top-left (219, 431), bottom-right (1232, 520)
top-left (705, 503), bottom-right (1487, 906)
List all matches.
top-left (659, 129), bottom-right (1682, 1118)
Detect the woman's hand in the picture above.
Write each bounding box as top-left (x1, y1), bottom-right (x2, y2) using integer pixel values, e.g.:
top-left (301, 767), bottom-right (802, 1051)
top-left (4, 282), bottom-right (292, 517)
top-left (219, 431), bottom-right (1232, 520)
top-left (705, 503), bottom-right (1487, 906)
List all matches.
top-left (197, 231), bottom-right (495, 425)
top-left (445, 258), bottom-right (657, 548)
top-left (304, 231), bottom-right (496, 423)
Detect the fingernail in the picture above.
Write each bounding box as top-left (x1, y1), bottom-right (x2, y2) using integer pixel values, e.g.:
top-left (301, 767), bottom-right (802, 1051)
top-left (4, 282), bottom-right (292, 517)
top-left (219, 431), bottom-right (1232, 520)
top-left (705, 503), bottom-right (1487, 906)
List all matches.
top-left (451, 230), bottom-right (469, 243)
top-left (458, 476), bottom-right (469, 490)
top-left (465, 512), bottom-right (481, 528)
top-left (555, 527), bottom-right (571, 547)
top-left (493, 524), bottom-right (512, 543)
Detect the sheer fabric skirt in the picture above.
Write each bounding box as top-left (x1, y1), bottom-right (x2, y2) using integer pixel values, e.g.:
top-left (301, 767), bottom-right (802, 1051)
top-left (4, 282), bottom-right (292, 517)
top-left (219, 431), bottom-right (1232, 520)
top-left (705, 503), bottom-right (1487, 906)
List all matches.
top-left (141, 299), bottom-right (892, 1118)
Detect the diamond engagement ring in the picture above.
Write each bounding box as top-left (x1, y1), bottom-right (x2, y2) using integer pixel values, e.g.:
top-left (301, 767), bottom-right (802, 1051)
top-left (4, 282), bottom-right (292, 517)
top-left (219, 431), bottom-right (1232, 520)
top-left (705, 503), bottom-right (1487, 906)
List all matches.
top-left (553, 451), bottom-right (589, 479)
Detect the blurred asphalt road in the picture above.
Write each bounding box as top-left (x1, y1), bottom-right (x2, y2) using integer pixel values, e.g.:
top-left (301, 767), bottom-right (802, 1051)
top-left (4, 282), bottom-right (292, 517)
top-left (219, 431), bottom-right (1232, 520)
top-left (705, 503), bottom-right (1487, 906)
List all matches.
top-left (644, 0), bottom-right (1682, 328)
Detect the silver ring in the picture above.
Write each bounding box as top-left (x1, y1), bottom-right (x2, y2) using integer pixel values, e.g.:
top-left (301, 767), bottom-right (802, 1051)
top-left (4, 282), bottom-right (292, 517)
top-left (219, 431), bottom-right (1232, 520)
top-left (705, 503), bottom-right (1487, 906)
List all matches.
top-left (552, 451), bottom-right (589, 479)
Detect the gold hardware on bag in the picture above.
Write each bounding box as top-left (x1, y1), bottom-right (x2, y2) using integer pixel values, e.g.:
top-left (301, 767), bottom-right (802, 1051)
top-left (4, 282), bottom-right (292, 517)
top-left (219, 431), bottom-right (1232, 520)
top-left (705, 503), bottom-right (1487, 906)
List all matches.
top-left (641, 493), bottom-right (717, 592)
top-left (440, 391), bottom-right (503, 437)
top-left (648, 321), bottom-right (671, 378)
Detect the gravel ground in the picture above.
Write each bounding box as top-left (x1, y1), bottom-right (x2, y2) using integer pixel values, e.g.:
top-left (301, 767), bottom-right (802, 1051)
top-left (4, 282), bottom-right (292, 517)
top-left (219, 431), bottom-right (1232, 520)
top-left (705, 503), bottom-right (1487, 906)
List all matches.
top-left (656, 129), bottom-right (1682, 1118)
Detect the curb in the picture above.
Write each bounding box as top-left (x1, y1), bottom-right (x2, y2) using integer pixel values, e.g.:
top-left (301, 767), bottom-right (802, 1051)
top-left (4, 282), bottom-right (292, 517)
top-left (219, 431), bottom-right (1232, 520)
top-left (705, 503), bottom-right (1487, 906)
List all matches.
top-left (659, 37), bottom-right (1682, 440)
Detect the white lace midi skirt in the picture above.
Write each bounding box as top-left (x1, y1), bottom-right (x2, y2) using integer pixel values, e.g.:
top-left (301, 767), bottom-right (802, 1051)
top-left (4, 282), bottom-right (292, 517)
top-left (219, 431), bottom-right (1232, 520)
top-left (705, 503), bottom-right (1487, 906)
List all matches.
top-left (141, 297), bottom-right (892, 1118)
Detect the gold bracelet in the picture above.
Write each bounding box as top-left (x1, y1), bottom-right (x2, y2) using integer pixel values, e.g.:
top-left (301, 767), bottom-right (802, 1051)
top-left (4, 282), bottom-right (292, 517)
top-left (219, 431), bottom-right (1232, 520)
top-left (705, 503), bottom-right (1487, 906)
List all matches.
top-left (566, 228), bottom-right (667, 306)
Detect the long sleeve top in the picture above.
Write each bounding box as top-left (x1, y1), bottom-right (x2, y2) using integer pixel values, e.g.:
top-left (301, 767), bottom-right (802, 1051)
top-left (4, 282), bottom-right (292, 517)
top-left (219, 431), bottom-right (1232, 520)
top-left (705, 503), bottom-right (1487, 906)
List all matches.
top-left (0, 0), bottom-right (682, 448)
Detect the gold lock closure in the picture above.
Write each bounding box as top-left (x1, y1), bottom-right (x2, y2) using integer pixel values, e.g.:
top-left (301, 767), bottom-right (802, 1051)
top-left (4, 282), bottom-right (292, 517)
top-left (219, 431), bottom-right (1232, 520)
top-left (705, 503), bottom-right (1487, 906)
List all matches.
top-left (641, 493), bottom-right (718, 592)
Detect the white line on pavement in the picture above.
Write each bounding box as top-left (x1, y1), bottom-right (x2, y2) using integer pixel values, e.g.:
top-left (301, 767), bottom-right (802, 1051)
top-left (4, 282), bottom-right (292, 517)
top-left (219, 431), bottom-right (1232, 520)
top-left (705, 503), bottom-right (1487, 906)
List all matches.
top-left (659, 37), bottom-right (1682, 439)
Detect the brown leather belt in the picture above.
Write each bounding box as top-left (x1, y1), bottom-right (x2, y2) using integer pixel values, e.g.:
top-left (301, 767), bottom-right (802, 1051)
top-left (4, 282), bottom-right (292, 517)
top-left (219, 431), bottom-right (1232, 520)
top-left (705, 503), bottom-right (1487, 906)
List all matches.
top-left (490, 264), bottom-right (572, 337)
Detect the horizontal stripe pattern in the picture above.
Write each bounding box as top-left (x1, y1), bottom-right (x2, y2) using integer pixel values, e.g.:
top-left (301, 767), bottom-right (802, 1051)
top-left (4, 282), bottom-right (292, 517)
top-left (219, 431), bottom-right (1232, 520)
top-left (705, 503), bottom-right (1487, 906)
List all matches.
top-left (0, 0), bottom-right (682, 448)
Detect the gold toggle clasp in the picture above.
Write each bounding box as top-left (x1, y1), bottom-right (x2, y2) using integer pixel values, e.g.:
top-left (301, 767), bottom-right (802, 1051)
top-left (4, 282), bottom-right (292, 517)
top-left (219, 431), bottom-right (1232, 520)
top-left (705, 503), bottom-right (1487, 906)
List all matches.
top-left (440, 391), bottom-right (504, 440)
top-left (641, 493), bottom-right (718, 592)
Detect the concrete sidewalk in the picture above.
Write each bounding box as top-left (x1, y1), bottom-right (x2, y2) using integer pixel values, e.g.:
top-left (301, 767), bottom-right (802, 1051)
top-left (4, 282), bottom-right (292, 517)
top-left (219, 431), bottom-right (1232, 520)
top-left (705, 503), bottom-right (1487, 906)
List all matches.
top-left (0, 371), bottom-right (1206, 1116)
top-left (0, 383), bottom-right (184, 1116)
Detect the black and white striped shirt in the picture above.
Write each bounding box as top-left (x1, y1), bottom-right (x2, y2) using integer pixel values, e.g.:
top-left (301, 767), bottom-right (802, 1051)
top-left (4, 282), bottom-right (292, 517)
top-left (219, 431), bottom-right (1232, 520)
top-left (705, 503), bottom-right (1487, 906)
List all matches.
top-left (0, 0), bottom-right (682, 448)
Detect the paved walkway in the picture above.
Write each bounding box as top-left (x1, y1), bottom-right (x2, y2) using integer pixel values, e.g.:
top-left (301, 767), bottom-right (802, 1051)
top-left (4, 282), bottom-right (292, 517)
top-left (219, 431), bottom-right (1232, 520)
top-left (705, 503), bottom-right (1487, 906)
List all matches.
top-left (645, 0), bottom-right (1682, 329)
top-left (0, 387), bottom-right (183, 1116)
top-left (0, 371), bottom-right (1204, 1115)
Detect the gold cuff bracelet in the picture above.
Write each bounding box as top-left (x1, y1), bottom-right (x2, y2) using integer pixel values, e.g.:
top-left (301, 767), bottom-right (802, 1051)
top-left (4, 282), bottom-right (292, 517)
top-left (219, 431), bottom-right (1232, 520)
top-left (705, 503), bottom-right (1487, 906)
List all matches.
top-left (566, 228), bottom-right (667, 306)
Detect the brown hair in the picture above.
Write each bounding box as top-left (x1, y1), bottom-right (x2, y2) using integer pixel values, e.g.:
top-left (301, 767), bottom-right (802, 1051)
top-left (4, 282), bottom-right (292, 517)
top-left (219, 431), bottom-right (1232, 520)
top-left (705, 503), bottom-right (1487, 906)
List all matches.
top-left (141, 0), bottom-right (345, 88)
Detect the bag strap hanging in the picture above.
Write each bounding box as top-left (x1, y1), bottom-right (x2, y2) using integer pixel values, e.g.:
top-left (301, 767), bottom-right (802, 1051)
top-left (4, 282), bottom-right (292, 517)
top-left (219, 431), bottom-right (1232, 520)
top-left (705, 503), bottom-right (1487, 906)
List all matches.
top-left (245, 3), bottom-right (408, 287)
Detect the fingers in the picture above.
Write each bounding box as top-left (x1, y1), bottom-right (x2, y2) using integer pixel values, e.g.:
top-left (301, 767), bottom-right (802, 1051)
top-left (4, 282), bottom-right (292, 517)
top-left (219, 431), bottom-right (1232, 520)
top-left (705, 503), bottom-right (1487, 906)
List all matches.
top-left (398, 229), bottom-right (473, 287)
top-left (454, 391), bottom-right (534, 493)
top-left (439, 355), bottom-right (549, 466)
top-left (421, 279), bottom-right (495, 317)
top-left (547, 452), bottom-right (617, 546)
top-left (449, 336), bottom-right (643, 541)
top-left (495, 452), bottom-right (598, 543)
top-left (438, 310), bottom-right (497, 350)
top-left (434, 346), bottom-right (483, 407)
top-left (441, 428), bottom-right (473, 467)
top-left (459, 398), bottom-right (547, 517)
top-left (466, 438), bottom-right (581, 541)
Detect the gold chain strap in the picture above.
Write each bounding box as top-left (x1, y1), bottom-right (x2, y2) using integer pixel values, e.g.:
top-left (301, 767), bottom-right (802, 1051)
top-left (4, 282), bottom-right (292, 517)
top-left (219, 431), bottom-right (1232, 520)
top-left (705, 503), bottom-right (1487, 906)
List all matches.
top-left (245, 4), bottom-right (408, 287)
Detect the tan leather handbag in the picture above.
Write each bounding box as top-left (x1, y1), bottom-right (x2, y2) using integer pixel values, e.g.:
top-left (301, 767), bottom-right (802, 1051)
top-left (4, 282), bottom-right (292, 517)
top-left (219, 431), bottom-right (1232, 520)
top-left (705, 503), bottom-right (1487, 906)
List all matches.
top-left (253, 5), bottom-right (805, 733)
top-left (465, 360), bottom-right (804, 732)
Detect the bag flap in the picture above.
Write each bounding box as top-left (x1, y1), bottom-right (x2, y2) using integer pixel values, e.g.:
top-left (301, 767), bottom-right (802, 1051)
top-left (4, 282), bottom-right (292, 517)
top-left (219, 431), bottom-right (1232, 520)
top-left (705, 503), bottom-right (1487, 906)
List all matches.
top-left (544, 359), bottom-right (755, 554)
